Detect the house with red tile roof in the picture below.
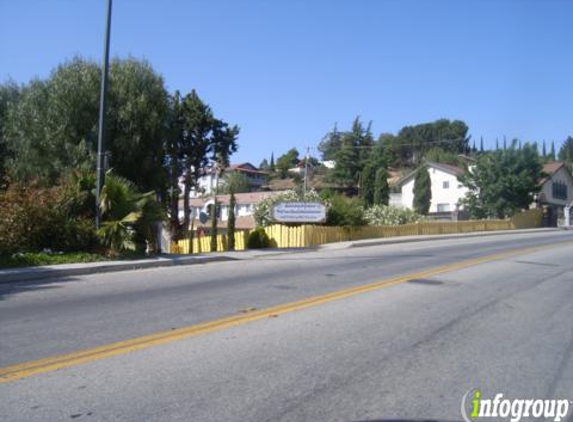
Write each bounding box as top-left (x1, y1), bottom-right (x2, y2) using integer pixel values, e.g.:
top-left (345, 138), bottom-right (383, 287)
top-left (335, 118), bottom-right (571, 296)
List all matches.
top-left (178, 191), bottom-right (287, 231)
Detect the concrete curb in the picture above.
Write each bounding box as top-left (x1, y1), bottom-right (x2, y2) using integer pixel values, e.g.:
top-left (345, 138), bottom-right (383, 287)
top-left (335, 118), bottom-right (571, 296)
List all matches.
top-left (317, 228), bottom-right (561, 250)
top-left (0, 228), bottom-right (561, 283)
top-left (0, 255), bottom-right (238, 284)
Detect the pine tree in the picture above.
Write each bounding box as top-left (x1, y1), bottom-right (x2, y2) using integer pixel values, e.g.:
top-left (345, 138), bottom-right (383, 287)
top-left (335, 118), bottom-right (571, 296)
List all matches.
top-left (374, 167), bottom-right (389, 206)
top-left (227, 190), bottom-right (236, 251)
top-left (330, 118), bottom-right (363, 185)
top-left (558, 136), bottom-right (573, 163)
top-left (413, 166), bottom-right (432, 215)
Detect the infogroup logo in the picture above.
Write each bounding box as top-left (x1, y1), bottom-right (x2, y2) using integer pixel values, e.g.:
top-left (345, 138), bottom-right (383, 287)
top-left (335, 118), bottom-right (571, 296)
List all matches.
top-left (461, 389), bottom-right (571, 422)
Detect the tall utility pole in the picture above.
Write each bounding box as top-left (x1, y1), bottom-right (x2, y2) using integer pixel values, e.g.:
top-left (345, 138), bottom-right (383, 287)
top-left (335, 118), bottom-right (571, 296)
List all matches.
top-left (95, 0), bottom-right (113, 229)
top-left (303, 146), bottom-right (310, 194)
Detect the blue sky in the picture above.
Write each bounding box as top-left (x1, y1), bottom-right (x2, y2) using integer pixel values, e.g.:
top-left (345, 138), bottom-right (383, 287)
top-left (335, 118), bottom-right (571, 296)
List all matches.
top-left (1, 0), bottom-right (571, 164)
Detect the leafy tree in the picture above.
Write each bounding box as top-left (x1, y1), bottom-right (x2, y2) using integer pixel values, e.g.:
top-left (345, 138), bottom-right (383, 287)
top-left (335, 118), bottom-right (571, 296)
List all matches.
top-left (276, 148), bottom-right (299, 178)
top-left (0, 81), bottom-right (19, 187)
top-left (374, 167), bottom-right (389, 206)
top-left (424, 147), bottom-right (462, 166)
top-left (558, 136), bottom-right (573, 163)
top-left (391, 119), bottom-right (469, 167)
top-left (259, 158), bottom-right (269, 171)
top-left (459, 142), bottom-right (543, 219)
top-left (220, 171), bottom-right (250, 194)
top-left (318, 123), bottom-right (342, 161)
top-left (5, 57), bottom-right (170, 192)
top-left (107, 57), bottom-right (171, 194)
top-left (413, 166), bottom-right (432, 215)
top-left (227, 190), bottom-right (236, 251)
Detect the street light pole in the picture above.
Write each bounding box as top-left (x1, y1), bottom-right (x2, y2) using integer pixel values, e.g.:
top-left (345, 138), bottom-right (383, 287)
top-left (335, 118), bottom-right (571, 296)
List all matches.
top-left (95, 0), bottom-right (113, 229)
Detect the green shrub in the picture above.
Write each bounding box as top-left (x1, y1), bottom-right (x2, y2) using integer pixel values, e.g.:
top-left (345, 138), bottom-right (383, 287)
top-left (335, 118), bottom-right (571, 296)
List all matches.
top-left (0, 183), bottom-right (99, 255)
top-left (247, 227), bottom-right (271, 249)
top-left (325, 195), bottom-right (365, 227)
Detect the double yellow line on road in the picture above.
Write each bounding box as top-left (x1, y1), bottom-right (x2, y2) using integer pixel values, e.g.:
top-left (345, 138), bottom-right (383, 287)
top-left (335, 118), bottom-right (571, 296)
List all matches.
top-left (1, 240), bottom-right (570, 384)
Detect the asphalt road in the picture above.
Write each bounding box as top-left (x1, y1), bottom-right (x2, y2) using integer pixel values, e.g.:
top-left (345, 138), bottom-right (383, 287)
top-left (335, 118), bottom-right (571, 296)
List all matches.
top-left (2, 231), bottom-right (573, 421)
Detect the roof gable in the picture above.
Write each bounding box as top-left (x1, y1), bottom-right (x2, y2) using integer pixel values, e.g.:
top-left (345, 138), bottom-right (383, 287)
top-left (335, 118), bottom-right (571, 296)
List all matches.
top-left (395, 161), bottom-right (465, 187)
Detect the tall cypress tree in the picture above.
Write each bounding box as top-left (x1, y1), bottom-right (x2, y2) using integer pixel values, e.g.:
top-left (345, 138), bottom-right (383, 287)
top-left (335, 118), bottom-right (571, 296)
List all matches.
top-left (480, 136), bottom-right (484, 153)
top-left (227, 190), bottom-right (236, 251)
top-left (361, 164), bottom-right (375, 207)
top-left (503, 136), bottom-right (507, 150)
top-left (269, 152), bottom-right (275, 171)
top-left (210, 197), bottom-right (218, 252)
top-left (542, 140), bottom-right (547, 158)
top-left (413, 166), bottom-right (432, 215)
top-left (496, 138), bottom-right (499, 150)
top-left (550, 141), bottom-right (556, 161)
top-left (374, 167), bottom-right (389, 206)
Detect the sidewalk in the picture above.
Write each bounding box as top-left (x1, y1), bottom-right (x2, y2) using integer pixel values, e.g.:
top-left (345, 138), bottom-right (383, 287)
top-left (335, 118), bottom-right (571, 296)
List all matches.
top-left (318, 227), bottom-right (559, 250)
top-left (0, 248), bottom-right (309, 283)
top-left (0, 228), bottom-right (560, 283)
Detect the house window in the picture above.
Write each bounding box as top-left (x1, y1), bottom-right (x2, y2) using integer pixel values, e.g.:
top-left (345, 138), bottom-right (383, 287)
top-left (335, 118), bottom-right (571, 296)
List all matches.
top-left (437, 203), bottom-right (450, 212)
top-left (553, 181), bottom-right (568, 200)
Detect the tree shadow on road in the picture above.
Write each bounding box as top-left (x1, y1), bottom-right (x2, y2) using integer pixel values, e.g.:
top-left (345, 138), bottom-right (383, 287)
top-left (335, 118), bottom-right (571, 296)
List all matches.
top-left (0, 274), bottom-right (79, 301)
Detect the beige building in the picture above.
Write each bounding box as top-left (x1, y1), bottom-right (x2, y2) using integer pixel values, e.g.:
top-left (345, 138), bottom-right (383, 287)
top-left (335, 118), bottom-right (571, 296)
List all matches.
top-left (537, 162), bottom-right (573, 226)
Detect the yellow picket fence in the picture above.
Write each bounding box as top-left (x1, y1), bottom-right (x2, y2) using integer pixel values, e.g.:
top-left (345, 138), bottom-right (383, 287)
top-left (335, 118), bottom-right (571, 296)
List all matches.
top-left (172, 209), bottom-right (542, 254)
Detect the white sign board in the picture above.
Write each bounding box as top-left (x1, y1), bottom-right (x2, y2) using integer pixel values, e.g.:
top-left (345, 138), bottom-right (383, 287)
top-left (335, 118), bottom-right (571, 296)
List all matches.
top-left (272, 202), bottom-right (326, 223)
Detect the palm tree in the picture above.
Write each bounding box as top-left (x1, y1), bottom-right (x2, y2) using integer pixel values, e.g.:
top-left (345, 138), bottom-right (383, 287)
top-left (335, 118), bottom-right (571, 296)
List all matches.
top-left (97, 172), bottom-right (165, 254)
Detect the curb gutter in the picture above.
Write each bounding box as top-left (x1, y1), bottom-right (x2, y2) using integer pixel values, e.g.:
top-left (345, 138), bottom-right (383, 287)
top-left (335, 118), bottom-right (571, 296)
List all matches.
top-left (0, 228), bottom-right (561, 283)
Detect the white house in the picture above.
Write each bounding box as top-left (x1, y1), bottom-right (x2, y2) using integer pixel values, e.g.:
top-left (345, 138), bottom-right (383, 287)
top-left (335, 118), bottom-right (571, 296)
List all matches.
top-left (392, 161), bottom-right (469, 218)
top-left (537, 162), bottom-right (573, 226)
top-left (184, 163), bottom-right (268, 198)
